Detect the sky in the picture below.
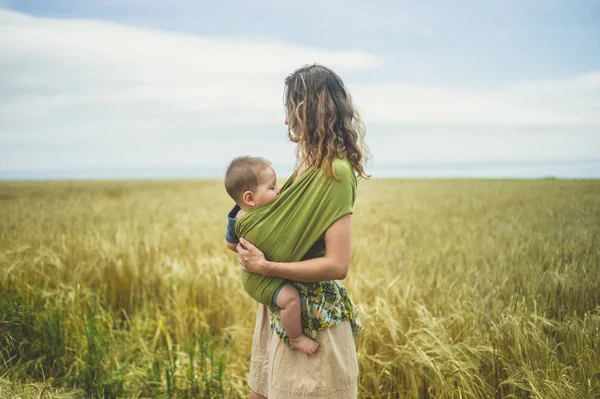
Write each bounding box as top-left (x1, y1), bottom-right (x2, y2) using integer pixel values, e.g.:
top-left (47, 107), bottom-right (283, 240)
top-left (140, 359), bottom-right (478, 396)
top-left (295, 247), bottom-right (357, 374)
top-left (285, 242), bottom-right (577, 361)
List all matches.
top-left (1, 0), bottom-right (599, 179)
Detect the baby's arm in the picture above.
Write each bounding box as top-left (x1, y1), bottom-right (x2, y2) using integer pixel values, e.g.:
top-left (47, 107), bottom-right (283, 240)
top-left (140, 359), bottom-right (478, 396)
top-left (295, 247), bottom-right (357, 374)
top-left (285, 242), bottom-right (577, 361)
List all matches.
top-left (226, 241), bottom-right (238, 253)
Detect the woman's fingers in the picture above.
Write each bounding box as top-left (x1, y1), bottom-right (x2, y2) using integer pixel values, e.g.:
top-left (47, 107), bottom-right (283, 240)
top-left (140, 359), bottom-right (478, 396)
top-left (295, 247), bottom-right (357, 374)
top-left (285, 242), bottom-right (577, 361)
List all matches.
top-left (236, 241), bottom-right (247, 254)
top-left (239, 237), bottom-right (256, 251)
top-left (237, 238), bottom-right (264, 273)
top-left (238, 253), bottom-right (248, 269)
top-left (237, 242), bottom-right (251, 271)
top-left (239, 255), bottom-right (251, 271)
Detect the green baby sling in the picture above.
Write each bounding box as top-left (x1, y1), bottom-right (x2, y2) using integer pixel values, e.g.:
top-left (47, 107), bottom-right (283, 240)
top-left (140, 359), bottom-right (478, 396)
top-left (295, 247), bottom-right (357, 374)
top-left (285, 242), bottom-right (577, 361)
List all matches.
top-left (235, 158), bottom-right (357, 306)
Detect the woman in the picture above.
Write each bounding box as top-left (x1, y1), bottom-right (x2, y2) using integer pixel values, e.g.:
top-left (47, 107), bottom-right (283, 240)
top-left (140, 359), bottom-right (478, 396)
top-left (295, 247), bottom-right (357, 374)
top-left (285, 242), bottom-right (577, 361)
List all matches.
top-left (236, 64), bottom-right (370, 398)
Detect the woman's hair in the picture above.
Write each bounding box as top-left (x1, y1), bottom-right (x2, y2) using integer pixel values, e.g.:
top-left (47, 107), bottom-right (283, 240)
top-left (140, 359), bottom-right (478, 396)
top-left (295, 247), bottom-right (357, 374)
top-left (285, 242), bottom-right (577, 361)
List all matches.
top-left (284, 64), bottom-right (370, 179)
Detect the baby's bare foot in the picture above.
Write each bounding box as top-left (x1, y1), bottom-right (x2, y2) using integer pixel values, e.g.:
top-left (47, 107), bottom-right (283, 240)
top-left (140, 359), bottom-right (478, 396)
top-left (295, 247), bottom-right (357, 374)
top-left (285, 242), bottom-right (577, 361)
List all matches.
top-left (290, 335), bottom-right (319, 356)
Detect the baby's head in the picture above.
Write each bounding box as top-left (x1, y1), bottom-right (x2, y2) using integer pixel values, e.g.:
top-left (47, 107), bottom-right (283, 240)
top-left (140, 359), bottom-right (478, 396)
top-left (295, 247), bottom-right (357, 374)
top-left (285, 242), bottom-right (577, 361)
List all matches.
top-left (225, 156), bottom-right (280, 212)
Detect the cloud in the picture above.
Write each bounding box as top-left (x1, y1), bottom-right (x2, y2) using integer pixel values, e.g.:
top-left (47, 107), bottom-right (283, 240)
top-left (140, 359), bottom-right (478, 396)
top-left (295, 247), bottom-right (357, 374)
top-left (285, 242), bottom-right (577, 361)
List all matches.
top-left (0, 9), bottom-right (598, 174)
top-left (353, 71), bottom-right (600, 126)
top-left (0, 9), bottom-right (380, 143)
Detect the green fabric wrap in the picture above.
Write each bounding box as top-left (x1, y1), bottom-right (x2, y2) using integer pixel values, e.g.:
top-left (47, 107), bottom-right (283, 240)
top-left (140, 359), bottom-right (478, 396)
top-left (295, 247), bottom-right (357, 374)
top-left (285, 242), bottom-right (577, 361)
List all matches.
top-left (235, 158), bottom-right (357, 306)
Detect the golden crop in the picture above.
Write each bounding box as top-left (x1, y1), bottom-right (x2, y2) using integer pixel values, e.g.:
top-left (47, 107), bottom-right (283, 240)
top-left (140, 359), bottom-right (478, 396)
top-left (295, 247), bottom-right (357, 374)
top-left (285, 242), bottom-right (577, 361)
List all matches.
top-left (1, 179), bottom-right (599, 398)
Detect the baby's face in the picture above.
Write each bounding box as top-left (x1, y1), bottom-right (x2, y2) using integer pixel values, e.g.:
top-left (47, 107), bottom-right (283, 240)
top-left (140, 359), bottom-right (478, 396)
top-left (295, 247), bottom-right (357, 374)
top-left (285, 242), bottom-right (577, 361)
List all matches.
top-left (253, 167), bottom-right (280, 207)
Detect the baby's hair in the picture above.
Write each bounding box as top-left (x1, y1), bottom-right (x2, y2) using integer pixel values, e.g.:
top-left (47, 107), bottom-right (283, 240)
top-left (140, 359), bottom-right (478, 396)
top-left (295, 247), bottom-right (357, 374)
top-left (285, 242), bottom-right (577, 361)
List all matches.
top-left (225, 156), bottom-right (272, 203)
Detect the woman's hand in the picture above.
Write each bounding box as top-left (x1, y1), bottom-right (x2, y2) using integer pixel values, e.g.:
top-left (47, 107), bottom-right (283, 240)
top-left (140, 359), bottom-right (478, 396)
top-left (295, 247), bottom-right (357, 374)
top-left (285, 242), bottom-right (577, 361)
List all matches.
top-left (237, 215), bottom-right (351, 281)
top-left (237, 238), bottom-right (271, 275)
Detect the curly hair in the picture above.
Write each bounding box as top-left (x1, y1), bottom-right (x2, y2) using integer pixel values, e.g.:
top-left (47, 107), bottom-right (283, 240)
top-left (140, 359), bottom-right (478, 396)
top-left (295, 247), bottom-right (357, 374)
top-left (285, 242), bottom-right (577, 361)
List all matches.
top-left (284, 64), bottom-right (370, 179)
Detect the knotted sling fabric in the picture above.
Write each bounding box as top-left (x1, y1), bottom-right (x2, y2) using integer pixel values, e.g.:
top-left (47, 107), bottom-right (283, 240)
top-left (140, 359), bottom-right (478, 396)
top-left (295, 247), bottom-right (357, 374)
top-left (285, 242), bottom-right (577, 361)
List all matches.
top-left (235, 157), bottom-right (362, 343)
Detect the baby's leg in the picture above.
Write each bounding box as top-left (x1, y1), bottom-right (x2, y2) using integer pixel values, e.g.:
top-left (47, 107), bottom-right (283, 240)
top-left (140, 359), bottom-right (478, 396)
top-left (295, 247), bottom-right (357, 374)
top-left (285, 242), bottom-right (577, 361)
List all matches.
top-left (275, 283), bottom-right (319, 356)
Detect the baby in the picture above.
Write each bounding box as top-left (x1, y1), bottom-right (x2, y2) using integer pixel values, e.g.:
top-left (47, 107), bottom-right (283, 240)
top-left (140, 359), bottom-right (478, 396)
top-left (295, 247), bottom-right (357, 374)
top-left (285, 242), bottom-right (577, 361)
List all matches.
top-left (224, 156), bottom-right (319, 356)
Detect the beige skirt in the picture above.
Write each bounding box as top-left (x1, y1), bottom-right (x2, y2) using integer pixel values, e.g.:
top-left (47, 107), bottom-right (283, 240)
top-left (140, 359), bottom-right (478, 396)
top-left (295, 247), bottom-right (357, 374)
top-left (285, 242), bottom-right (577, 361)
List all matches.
top-left (248, 304), bottom-right (358, 399)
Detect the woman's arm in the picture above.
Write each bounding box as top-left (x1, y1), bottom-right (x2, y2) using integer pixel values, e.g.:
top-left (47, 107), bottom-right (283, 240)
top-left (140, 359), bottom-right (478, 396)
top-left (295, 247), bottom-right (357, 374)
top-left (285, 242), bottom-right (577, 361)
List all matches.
top-left (236, 214), bottom-right (352, 282)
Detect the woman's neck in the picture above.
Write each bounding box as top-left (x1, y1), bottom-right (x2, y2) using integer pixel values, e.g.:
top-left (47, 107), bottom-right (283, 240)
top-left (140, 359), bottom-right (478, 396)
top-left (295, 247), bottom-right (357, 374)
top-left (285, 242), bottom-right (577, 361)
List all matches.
top-left (293, 163), bottom-right (311, 180)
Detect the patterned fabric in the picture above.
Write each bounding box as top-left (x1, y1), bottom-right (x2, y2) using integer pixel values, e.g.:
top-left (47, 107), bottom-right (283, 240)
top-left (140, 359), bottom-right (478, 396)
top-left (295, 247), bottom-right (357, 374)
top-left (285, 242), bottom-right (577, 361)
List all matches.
top-left (270, 280), bottom-right (362, 344)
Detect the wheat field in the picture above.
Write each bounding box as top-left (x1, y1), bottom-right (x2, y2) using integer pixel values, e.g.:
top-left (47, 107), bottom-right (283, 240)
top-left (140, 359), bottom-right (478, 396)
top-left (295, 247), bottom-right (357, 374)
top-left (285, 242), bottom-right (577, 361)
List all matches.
top-left (1, 178), bottom-right (599, 398)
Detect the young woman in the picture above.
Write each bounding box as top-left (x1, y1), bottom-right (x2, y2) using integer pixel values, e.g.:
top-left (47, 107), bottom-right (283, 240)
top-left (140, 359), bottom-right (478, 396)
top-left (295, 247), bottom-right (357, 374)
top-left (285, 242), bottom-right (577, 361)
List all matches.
top-left (236, 64), bottom-right (370, 398)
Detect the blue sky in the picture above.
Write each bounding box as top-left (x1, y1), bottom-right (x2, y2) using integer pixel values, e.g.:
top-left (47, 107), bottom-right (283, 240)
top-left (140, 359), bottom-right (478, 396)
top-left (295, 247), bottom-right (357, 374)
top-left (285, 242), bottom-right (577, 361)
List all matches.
top-left (1, 0), bottom-right (599, 178)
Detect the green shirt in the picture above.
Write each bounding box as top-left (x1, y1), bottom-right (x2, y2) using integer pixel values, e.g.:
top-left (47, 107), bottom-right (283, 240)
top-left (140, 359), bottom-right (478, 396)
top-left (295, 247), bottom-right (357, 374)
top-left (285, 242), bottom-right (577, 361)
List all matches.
top-left (235, 157), bottom-right (362, 343)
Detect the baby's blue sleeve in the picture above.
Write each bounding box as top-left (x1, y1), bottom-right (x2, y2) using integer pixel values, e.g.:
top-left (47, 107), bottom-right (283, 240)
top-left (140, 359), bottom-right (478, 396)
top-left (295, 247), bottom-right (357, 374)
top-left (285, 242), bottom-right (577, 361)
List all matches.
top-left (225, 205), bottom-right (240, 244)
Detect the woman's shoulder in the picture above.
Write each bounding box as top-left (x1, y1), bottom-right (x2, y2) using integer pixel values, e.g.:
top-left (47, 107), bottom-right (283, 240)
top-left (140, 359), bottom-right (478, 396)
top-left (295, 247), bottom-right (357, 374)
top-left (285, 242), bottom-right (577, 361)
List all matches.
top-left (332, 157), bottom-right (356, 181)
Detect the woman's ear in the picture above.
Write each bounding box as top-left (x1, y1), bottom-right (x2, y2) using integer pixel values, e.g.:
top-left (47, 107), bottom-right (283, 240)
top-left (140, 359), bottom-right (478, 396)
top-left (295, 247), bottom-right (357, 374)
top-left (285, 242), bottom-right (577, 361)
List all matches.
top-left (242, 190), bottom-right (255, 207)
